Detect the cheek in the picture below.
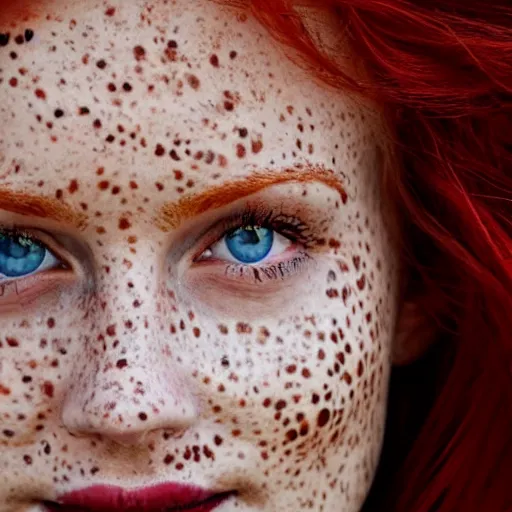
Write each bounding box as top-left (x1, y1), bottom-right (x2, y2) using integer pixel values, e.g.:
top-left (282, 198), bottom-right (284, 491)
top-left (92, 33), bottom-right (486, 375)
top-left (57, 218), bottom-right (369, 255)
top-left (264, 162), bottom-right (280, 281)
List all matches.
top-left (0, 284), bottom-right (93, 445)
top-left (188, 226), bottom-right (396, 480)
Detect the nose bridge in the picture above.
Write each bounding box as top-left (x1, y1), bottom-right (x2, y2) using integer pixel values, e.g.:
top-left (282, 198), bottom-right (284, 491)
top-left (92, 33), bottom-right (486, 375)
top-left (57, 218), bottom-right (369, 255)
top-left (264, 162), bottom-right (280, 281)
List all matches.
top-left (61, 245), bottom-right (198, 446)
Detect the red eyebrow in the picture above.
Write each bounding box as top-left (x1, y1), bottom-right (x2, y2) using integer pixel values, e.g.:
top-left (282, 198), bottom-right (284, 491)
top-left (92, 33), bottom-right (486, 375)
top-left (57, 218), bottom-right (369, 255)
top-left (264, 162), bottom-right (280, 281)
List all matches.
top-left (155, 165), bottom-right (347, 231)
top-left (0, 188), bottom-right (88, 228)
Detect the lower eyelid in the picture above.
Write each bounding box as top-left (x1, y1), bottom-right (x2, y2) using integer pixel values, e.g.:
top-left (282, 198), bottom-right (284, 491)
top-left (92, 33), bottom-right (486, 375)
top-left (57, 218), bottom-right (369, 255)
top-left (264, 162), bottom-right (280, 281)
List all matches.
top-left (192, 252), bottom-right (313, 285)
top-left (0, 270), bottom-right (75, 311)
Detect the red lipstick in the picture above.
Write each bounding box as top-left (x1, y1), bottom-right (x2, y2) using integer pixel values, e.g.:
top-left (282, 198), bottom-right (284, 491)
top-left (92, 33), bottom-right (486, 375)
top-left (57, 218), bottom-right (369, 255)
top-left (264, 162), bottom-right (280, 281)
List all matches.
top-left (43, 483), bottom-right (234, 511)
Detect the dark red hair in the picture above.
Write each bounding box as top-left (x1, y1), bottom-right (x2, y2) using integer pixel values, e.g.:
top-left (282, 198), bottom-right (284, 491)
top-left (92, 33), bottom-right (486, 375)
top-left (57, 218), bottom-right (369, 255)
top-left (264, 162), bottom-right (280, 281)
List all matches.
top-left (245, 1), bottom-right (512, 510)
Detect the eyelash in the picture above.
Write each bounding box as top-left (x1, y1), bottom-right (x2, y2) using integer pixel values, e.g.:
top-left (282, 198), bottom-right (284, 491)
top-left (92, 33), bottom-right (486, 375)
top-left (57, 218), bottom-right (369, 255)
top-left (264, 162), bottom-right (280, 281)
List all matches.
top-left (194, 205), bottom-right (316, 283)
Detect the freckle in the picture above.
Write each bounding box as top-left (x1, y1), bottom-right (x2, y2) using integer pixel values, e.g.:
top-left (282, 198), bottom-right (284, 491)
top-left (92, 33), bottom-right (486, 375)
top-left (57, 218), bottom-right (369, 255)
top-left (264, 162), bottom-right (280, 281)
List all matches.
top-left (35, 88), bottom-right (47, 100)
top-left (317, 408), bottom-right (330, 427)
top-left (118, 217), bottom-right (131, 230)
top-left (286, 429), bottom-right (298, 442)
top-left (133, 45), bottom-right (146, 61)
top-left (275, 399), bottom-right (286, 411)
top-left (186, 74), bottom-right (200, 90)
top-left (301, 368), bottom-right (311, 378)
top-left (236, 144), bottom-right (246, 158)
top-left (116, 359), bottom-right (128, 369)
top-left (299, 421), bottom-right (309, 436)
top-left (41, 381), bottom-right (54, 398)
top-left (251, 140), bottom-right (263, 154)
top-left (342, 371), bottom-right (353, 385)
top-left (209, 54), bottom-right (219, 67)
top-left (0, 33), bottom-right (10, 46)
top-left (217, 154), bottom-right (228, 167)
top-left (236, 322), bottom-right (252, 334)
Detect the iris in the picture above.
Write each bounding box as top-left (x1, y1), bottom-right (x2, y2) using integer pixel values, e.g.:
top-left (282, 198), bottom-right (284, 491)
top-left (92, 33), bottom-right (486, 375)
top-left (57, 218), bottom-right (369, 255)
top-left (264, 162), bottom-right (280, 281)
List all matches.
top-left (0, 233), bottom-right (46, 277)
top-left (225, 226), bottom-right (273, 264)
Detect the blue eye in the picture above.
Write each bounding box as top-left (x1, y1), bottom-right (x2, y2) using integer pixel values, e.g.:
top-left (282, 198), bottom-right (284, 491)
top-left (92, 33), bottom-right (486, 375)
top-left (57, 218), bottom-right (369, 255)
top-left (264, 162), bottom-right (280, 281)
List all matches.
top-left (0, 232), bottom-right (60, 279)
top-left (225, 227), bottom-right (274, 264)
top-left (204, 224), bottom-right (292, 265)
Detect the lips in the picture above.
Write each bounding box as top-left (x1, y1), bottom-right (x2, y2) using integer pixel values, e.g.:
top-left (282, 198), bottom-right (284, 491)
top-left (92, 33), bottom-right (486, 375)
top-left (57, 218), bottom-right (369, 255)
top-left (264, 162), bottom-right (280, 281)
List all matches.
top-left (42, 483), bottom-right (234, 512)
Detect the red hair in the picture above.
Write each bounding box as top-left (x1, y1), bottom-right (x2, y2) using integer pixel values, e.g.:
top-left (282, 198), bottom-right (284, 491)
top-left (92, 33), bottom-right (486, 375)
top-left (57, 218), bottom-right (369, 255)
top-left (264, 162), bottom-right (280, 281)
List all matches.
top-left (246, 1), bottom-right (512, 510)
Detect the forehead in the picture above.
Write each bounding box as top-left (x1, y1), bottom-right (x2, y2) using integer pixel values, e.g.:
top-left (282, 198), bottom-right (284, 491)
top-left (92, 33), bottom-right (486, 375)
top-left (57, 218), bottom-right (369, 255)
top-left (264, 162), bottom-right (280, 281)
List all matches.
top-left (0, 0), bottom-right (384, 226)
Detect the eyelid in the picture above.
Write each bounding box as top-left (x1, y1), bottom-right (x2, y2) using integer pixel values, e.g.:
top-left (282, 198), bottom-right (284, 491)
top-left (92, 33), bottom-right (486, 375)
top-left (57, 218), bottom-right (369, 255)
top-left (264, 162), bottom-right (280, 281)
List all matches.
top-left (189, 203), bottom-right (317, 264)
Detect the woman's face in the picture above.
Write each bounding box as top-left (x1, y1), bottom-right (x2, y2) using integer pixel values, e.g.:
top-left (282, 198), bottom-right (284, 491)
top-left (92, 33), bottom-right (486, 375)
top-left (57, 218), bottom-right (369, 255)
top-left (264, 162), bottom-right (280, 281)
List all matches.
top-left (0, 1), bottom-right (400, 510)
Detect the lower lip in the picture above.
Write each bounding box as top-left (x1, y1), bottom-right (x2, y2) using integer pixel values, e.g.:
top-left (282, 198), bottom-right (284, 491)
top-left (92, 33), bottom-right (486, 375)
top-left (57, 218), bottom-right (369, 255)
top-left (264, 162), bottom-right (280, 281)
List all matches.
top-left (42, 489), bottom-right (234, 512)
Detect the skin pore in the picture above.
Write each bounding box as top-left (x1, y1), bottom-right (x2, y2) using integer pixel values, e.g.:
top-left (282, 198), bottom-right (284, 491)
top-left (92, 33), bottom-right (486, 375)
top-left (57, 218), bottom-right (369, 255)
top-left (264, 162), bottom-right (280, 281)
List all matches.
top-left (0, 0), bottom-right (402, 510)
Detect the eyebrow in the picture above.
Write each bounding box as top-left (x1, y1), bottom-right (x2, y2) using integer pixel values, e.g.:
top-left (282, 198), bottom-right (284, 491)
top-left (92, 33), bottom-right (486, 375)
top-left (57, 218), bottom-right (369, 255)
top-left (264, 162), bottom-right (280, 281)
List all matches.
top-left (155, 166), bottom-right (347, 231)
top-left (0, 188), bottom-right (88, 228)
top-left (0, 167), bottom-right (345, 231)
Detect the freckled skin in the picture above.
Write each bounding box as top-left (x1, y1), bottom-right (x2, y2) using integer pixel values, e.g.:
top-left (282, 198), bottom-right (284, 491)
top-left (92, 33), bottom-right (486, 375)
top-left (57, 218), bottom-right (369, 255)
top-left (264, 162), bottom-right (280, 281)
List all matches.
top-left (0, 1), bottom-right (400, 511)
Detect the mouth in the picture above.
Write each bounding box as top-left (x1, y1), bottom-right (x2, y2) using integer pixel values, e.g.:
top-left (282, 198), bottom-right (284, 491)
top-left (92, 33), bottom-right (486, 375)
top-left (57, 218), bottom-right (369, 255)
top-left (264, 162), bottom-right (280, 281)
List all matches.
top-left (41, 483), bottom-right (235, 512)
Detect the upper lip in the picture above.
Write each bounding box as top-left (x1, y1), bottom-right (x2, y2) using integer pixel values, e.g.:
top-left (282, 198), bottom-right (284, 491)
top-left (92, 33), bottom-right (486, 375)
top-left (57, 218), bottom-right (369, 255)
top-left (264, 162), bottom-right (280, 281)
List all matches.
top-left (44, 483), bottom-right (234, 511)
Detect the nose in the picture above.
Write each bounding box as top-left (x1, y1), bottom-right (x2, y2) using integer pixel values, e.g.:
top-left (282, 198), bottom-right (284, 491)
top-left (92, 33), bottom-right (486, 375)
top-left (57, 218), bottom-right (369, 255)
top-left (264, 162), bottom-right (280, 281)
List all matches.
top-left (60, 248), bottom-right (198, 447)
